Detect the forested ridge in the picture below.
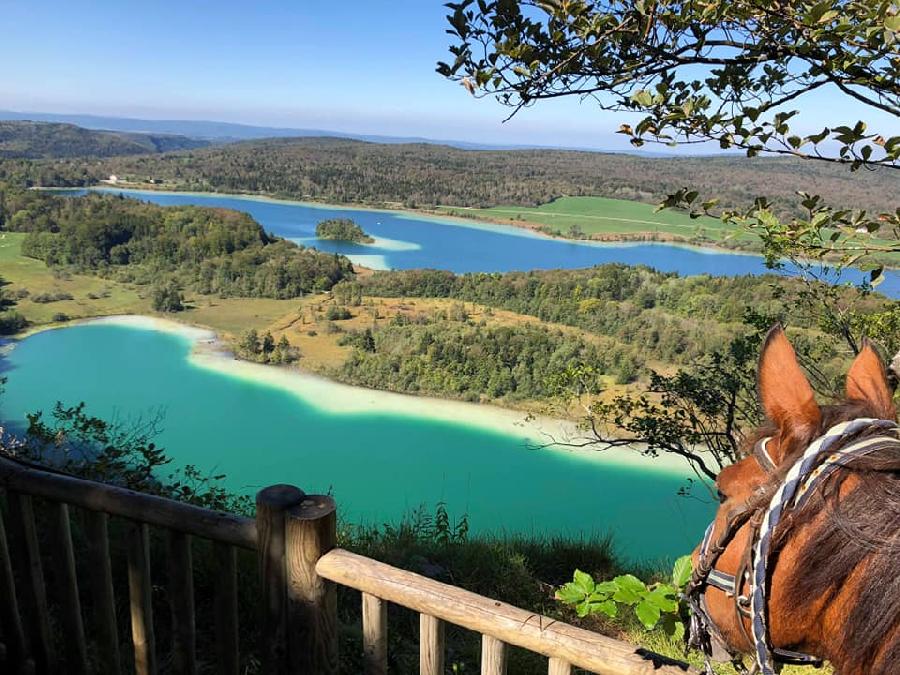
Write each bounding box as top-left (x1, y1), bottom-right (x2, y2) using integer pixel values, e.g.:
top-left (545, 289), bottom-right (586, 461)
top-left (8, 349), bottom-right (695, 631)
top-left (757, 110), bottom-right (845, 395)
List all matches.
top-left (315, 267), bottom-right (893, 404)
top-left (2, 190), bottom-right (353, 299)
top-left (2, 135), bottom-right (897, 217)
top-left (0, 120), bottom-right (209, 159)
top-left (353, 267), bottom-right (888, 360)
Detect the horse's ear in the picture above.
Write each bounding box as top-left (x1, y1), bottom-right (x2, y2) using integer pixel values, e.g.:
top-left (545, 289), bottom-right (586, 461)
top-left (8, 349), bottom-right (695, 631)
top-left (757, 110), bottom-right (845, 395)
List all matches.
top-left (758, 325), bottom-right (821, 457)
top-left (846, 341), bottom-right (896, 420)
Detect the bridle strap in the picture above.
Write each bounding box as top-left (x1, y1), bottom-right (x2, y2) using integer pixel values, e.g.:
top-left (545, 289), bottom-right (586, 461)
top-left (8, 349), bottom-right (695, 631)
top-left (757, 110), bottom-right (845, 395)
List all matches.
top-left (750, 418), bottom-right (900, 674)
top-left (753, 437), bottom-right (777, 473)
top-left (689, 418), bottom-right (900, 675)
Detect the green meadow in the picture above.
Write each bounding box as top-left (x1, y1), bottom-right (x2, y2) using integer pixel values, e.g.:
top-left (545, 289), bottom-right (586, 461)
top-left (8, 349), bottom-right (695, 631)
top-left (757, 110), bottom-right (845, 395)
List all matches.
top-left (436, 195), bottom-right (753, 244)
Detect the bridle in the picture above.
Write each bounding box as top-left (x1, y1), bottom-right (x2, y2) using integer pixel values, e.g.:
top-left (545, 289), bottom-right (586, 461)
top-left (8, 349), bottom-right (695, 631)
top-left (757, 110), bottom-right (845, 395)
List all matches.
top-left (685, 417), bottom-right (900, 675)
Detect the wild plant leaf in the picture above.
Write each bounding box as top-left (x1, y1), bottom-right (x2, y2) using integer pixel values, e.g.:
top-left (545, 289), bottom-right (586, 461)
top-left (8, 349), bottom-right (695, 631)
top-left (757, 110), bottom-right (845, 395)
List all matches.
top-left (572, 569), bottom-right (595, 594)
top-left (612, 574), bottom-right (646, 605)
top-left (595, 580), bottom-right (618, 595)
top-left (645, 586), bottom-right (679, 613)
top-left (555, 583), bottom-right (585, 605)
top-left (661, 614), bottom-right (686, 641)
top-left (635, 600), bottom-right (661, 629)
top-left (672, 555), bottom-right (692, 587)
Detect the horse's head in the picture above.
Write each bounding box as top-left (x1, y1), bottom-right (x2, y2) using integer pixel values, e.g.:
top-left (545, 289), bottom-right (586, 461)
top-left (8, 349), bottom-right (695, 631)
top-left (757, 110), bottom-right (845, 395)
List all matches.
top-left (691, 326), bottom-right (898, 674)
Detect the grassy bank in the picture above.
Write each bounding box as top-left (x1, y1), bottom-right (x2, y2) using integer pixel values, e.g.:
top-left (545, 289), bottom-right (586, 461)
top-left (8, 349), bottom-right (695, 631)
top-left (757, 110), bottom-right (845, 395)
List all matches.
top-left (434, 195), bottom-right (754, 246)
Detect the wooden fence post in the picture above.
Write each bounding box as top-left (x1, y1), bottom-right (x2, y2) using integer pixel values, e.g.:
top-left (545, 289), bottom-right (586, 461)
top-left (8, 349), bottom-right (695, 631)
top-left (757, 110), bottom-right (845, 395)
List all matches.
top-left (213, 542), bottom-right (240, 675)
top-left (362, 593), bottom-right (388, 675)
top-left (46, 502), bottom-right (87, 675)
top-left (84, 510), bottom-right (120, 674)
top-left (419, 614), bottom-right (445, 675)
top-left (285, 495), bottom-right (338, 674)
top-left (127, 522), bottom-right (156, 675)
top-left (167, 531), bottom-right (196, 675)
top-left (255, 484), bottom-right (305, 673)
top-left (6, 491), bottom-right (56, 673)
top-left (0, 503), bottom-right (28, 670)
top-left (481, 634), bottom-right (507, 675)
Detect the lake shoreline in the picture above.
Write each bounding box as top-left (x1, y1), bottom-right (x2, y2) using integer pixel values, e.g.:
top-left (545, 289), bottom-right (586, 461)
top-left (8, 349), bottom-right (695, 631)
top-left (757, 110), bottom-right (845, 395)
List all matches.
top-left (44, 184), bottom-right (770, 261)
top-left (12, 313), bottom-right (700, 476)
top-left (40, 186), bottom-right (900, 277)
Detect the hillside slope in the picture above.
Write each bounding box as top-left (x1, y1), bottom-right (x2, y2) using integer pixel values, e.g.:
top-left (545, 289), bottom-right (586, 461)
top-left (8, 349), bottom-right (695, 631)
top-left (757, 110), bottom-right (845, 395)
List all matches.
top-left (0, 120), bottom-right (209, 159)
top-left (91, 136), bottom-right (899, 215)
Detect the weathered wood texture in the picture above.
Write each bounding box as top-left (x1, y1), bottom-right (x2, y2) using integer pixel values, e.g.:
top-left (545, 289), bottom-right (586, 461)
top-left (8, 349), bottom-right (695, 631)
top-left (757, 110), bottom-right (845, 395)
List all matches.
top-left (419, 613), bottom-right (445, 675)
top-left (46, 502), bottom-right (87, 675)
top-left (0, 504), bottom-right (27, 669)
top-left (481, 634), bottom-right (508, 675)
top-left (285, 495), bottom-right (338, 674)
top-left (318, 549), bottom-right (695, 675)
top-left (6, 492), bottom-right (55, 673)
top-left (548, 656), bottom-right (573, 675)
top-left (255, 484), bottom-right (305, 673)
top-left (213, 542), bottom-right (240, 675)
top-left (84, 509), bottom-right (121, 673)
top-left (362, 593), bottom-right (388, 675)
top-left (167, 531), bottom-right (196, 675)
top-left (127, 522), bottom-right (157, 675)
top-left (0, 457), bottom-right (256, 549)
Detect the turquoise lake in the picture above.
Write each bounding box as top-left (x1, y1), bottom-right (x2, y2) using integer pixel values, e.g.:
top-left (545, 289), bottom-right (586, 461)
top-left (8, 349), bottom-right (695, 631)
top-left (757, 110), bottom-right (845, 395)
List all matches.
top-left (72, 188), bottom-right (900, 298)
top-left (0, 324), bottom-right (713, 562)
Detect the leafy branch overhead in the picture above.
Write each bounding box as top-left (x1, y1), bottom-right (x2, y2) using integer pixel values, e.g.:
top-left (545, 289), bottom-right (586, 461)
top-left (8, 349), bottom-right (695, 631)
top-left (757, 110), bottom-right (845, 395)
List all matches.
top-left (439, 0), bottom-right (900, 283)
top-left (438, 0), bottom-right (900, 167)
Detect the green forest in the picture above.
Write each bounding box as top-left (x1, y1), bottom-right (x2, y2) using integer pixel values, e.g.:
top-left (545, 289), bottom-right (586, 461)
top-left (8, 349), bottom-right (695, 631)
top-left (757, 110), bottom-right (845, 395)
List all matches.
top-left (0, 120), bottom-right (208, 159)
top-left (3, 189), bottom-right (353, 300)
top-left (315, 218), bottom-right (373, 243)
top-left (2, 136), bottom-right (896, 219)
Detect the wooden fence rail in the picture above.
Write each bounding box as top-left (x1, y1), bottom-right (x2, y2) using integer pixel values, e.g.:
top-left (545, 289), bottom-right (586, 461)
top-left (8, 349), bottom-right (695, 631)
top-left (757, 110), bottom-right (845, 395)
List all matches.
top-left (0, 454), bottom-right (695, 675)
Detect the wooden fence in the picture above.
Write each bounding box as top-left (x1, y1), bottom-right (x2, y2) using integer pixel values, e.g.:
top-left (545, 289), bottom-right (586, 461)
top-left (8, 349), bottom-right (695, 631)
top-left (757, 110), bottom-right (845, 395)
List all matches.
top-left (0, 455), bottom-right (694, 674)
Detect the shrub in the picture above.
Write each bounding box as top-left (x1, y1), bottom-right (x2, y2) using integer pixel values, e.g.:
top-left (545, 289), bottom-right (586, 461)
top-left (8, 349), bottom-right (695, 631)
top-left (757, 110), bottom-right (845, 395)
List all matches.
top-left (51, 312), bottom-right (70, 322)
top-left (0, 311), bottom-right (28, 335)
top-left (152, 282), bottom-right (184, 313)
top-left (325, 305), bottom-right (352, 321)
top-left (32, 291), bottom-right (74, 303)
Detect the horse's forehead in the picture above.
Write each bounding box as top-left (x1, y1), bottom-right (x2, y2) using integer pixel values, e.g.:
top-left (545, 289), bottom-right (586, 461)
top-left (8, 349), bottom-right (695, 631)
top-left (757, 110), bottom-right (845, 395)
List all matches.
top-left (719, 456), bottom-right (756, 484)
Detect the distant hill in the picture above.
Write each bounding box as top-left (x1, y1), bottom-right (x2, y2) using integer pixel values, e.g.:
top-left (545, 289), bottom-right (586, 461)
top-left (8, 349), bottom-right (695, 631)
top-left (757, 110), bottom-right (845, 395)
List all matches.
top-left (0, 109), bottom-right (669, 152)
top-left (90, 136), bottom-right (900, 216)
top-left (0, 120), bottom-right (210, 159)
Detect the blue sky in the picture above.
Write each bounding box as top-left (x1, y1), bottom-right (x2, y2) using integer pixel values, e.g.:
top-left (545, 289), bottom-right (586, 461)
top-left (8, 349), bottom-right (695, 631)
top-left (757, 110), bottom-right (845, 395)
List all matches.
top-left (1, 1), bottom-right (896, 150)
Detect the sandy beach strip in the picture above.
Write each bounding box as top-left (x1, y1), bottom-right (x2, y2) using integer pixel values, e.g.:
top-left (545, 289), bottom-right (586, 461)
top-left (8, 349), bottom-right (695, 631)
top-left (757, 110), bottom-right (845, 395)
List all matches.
top-left (58, 314), bottom-right (700, 477)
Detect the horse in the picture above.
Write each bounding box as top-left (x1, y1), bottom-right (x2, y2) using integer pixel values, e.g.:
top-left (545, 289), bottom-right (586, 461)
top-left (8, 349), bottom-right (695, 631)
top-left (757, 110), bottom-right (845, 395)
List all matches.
top-left (686, 326), bottom-right (900, 675)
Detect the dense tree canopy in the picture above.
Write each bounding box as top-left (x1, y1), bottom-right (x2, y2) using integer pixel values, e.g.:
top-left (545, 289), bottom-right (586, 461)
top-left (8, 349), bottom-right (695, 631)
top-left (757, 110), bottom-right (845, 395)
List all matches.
top-left (0, 120), bottom-right (208, 159)
top-left (315, 218), bottom-right (374, 243)
top-left (4, 191), bottom-right (353, 298)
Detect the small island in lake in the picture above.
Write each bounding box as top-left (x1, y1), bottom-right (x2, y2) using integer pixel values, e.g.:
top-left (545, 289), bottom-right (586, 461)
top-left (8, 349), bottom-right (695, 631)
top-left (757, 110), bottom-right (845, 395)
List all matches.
top-left (315, 218), bottom-right (374, 244)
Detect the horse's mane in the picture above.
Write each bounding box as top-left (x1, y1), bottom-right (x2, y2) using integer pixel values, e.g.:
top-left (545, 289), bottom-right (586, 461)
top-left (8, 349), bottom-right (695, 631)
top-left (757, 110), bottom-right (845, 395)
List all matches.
top-left (754, 401), bottom-right (900, 672)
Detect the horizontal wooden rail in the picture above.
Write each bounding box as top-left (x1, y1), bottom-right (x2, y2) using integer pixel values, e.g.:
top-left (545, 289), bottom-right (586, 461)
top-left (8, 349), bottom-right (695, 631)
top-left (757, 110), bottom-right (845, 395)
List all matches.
top-left (0, 456), bottom-right (257, 549)
top-left (317, 549), bottom-right (695, 675)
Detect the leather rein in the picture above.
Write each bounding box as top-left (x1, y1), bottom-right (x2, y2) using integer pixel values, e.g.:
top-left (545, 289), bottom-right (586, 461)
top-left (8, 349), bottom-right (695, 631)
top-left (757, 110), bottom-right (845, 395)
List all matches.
top-left (684, 418), bottom-right (900, 675)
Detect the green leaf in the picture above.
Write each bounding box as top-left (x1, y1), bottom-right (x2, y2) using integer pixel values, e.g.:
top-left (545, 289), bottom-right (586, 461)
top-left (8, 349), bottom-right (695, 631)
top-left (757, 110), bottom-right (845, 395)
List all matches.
top-left (555, 583), bottom-right (585, 605)
top-left (594, 580), bottom-right (618, 595)
top-left (595, 600), bottom-right (618, 618)
top-left (612, 574), bottom-right (646, 605)
top-left (635, 600), bottom-right (661, 629)
top-left (885, 15), bottom-right (900, 33)
top-left (572, 569), bottom-right (595, 594)
top-left (645, 587), bottom-right (679, 613)
top-left (672, 555), bottom-right (692, 587)
top-left (661, 614), bottom-right (686, 641)
top-left (632, 90), bottom-right (653, 107)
